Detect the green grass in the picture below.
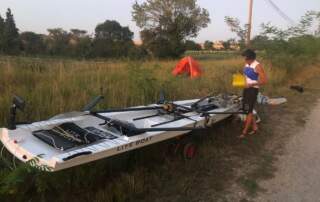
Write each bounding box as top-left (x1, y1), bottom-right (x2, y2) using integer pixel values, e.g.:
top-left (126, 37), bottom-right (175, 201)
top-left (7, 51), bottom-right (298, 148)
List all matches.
top-left (0, 56), bottom-right (246, 125)
top-left (0, 54), bottom-right (318, 201)
top-left (185, 50), bottom-right (240, 60)
top-left (238, 176), bottom-right (262, 196)
top-left (0, 55), bottom-right (288, 127)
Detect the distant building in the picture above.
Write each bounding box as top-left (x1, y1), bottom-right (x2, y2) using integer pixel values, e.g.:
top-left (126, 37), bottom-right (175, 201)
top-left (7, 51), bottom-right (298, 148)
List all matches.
top-left (213, 41), bottom-right (224, 50)
top-left (69, 38), bottom-right (78, 46)
top-left (133, 40), bottom-right (143, 46)
top-left (199, 43), bottom-right (205, 50)
top-left (229, 42), bottom-right (240, 51)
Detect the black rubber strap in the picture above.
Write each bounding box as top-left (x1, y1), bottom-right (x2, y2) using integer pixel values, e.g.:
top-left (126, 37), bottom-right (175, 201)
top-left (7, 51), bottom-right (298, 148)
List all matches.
top-left (62, 151), bottom-right (92, 161)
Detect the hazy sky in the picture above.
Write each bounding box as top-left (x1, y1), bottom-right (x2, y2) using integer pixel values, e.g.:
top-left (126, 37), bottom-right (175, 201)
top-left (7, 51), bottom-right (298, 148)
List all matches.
top-left (0, 0), bottom-right (319, 42)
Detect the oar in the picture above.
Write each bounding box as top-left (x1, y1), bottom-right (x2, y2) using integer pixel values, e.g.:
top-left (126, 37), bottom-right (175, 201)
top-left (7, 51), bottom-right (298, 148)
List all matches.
top-left (290, 85), bottom-right (304, 93)
top-left (82, 95), bottom-right (104, 111)
top-left (93, 106), bottom-right (164, 113)
top-left (91, 112), bottom-right (205, 133)
top-left (191, 93), bottom-right (214, 109)
top-left (200, 111), bottom-right (247, 116)
top-left (290, 85), bottom-right (320, 93)
top-left (135, 127), bottom-right (205, 133)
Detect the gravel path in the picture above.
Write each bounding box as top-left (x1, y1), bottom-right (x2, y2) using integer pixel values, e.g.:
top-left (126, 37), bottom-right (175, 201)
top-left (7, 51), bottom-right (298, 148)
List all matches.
top-left (258, 99), bottom-right (320, 202)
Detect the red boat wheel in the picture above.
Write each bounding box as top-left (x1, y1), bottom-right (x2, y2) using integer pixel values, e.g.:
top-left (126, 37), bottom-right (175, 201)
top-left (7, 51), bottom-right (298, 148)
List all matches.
top-left (183, 143), bottom-right (196, 160)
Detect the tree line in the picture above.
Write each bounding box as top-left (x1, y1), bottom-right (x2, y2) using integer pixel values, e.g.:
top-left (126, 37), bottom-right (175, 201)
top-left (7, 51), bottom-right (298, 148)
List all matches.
top-left (225, 11), bottom-right (320, 50)
top-left (0, 8), bottom-right (146, 59)
top-left (1, 0), bottom-right (319, 60)
top-left (225, 10), bottom-right (320, 69)
top-left (0, 0), bottom-right (211, 59)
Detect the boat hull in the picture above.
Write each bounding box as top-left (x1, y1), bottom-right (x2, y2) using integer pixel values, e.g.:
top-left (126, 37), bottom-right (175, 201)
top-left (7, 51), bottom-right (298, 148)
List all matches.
top-left (0, 96), bottom-right (241, 171)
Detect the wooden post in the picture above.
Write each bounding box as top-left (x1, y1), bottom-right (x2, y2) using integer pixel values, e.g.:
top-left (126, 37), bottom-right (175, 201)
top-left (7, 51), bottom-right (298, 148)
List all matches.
top-left (246, 0), bottom-right (253, 47)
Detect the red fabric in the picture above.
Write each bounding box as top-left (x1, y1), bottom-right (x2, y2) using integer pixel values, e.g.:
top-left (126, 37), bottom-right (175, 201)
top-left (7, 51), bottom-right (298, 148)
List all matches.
top-left (172, 56), bottom-right (202, 78)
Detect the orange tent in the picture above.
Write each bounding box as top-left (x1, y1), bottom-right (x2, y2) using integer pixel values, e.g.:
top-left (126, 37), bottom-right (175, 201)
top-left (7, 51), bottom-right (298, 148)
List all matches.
top-left (172, 56), bottom-right (202, 78)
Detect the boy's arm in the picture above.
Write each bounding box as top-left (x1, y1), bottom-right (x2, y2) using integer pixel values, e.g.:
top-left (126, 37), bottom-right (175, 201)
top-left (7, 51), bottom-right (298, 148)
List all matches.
top-left (256, 64), bottom-right (267, 85)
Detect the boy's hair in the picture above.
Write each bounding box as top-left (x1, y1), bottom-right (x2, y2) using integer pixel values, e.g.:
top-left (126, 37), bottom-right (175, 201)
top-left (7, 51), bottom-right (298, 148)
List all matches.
top-left (242, 49), bottom-right (256, 60)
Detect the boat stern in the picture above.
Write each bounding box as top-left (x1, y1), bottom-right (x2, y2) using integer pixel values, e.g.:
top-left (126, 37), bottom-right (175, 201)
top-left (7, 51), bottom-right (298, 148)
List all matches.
top-left (0, 127), bottom-right (56, 171)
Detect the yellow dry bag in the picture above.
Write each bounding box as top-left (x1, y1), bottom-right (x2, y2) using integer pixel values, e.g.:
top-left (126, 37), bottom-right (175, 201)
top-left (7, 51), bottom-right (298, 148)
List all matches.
top-left (232, 73), bottom-right (246, 88)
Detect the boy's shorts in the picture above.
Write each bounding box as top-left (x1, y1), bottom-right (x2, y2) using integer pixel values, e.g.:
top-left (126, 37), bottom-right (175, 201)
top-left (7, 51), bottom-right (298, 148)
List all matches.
top-left (243, 87), bottom-right (259, 113)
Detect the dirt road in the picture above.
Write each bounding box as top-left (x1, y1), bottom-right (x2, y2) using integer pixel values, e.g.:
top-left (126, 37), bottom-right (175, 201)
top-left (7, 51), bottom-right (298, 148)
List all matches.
top-left (258, 99), bottom-right (320, 202)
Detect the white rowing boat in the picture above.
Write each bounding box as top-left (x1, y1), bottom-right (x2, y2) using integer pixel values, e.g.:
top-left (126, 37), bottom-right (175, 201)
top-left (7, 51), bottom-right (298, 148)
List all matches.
top-left (0, 94), bottom-right (242, 171)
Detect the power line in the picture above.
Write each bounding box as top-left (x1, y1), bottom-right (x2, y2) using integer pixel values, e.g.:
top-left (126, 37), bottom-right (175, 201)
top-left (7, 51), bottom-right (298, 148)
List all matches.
top-left (264, 0), bottom-right (295, 25)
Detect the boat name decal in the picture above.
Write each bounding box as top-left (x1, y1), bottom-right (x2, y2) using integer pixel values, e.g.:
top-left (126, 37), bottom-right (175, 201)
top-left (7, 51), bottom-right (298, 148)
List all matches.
top-left (116, 136), bottom-right (153, 152)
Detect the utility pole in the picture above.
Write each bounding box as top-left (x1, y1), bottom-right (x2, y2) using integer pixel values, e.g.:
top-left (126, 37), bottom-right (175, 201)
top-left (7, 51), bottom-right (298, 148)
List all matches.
top-left (246, 0), bottom-right (253, 47)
